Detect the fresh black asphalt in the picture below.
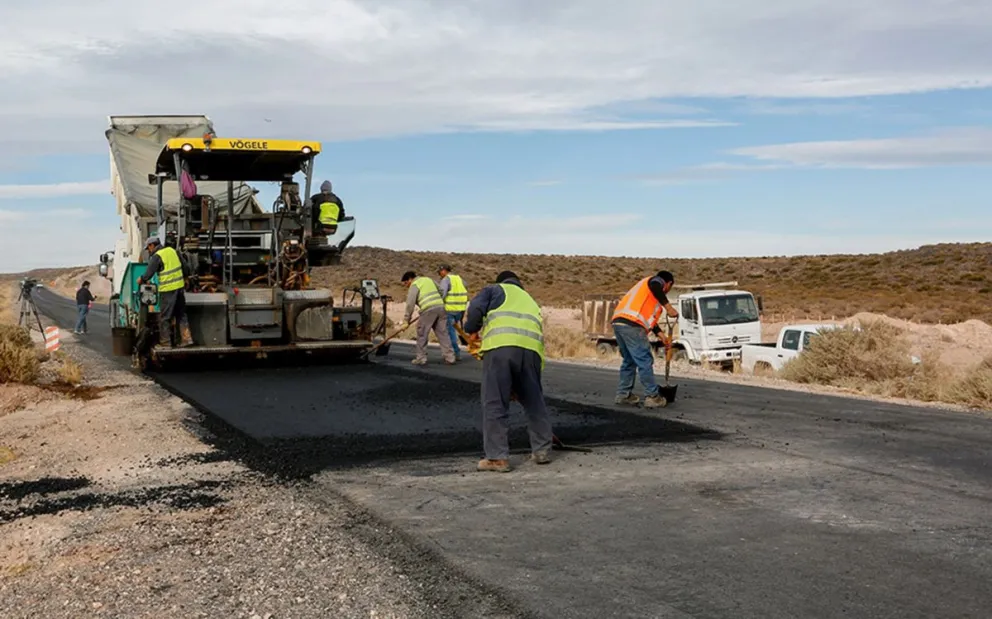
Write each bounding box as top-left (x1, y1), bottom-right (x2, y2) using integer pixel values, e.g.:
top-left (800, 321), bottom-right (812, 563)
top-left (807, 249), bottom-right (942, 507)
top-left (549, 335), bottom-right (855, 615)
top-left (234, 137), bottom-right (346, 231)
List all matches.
top-left (33, 287), bottom-right (992, 618)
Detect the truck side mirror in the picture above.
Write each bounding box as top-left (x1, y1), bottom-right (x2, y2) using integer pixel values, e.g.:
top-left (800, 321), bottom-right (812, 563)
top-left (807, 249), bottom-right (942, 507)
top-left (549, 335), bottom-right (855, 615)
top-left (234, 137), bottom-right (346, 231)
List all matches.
top-left (98, 264), bottom-right (109, 278)
top-left (756, 295), bottom-right (764, 313)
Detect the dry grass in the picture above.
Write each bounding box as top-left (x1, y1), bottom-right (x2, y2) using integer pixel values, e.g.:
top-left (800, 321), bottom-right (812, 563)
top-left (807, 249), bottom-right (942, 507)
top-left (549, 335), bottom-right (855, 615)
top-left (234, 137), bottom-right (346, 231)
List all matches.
top-left (543, 324), bottom-right (598, 359)
top-left (0, 282), bottom-right (16, 326)
top-left (0, 324), bottom-right (32, 348)
top-left (779, 320), bottom-right (992, 409)
top-left (0, 340), bottom-right (40, 385)
top-left (0, 287), bottom-right (41, 386)
top-left (297, 243), bottom-right (992, 326)
top-left (56, 358), bottom-right (84, 386)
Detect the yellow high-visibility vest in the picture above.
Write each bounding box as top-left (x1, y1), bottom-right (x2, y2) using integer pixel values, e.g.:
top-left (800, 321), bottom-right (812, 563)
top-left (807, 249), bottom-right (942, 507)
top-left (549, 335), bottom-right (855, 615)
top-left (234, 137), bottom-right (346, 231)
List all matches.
top-left (444, 274), bottom-right (468, 312)
top-left (156, 247), bottom-right (185, 293)
top-left (480, 283), bottom-right (544, 367)
top-left (413, 277), bottom-right (443, 311)
top-left (318, 200), bottom-right (340, 227)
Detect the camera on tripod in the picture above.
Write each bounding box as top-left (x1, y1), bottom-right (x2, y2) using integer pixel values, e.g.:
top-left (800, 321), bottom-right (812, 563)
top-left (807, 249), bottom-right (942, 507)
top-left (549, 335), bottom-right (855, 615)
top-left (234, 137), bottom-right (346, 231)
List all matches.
top-left (19, 277), bottom-right (39, 297)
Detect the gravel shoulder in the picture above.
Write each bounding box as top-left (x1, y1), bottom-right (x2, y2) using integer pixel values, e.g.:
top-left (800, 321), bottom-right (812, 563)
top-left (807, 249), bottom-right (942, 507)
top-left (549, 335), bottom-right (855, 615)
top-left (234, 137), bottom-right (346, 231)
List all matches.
top-left (0, 332), bottom-right (519, 618)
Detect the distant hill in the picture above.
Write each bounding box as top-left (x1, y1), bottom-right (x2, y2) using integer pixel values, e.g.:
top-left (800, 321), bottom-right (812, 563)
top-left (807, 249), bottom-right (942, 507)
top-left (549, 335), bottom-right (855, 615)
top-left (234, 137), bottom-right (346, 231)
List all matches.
top-left (6, 243), bottom-right (991, 324)
top-left (309, 243), bottom-right (992, 324)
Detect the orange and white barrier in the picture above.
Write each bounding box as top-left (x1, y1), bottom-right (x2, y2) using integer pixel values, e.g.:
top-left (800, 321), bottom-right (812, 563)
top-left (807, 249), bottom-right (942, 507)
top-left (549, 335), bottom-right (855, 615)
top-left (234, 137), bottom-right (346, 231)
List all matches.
top-left (44, 326), bottom-right (60, 353)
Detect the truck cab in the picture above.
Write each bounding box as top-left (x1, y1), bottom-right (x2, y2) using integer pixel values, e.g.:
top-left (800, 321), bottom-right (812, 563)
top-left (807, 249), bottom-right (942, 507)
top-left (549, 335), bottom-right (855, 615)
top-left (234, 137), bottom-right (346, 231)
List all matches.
top-left (673, 285), bottom-right (762, 368)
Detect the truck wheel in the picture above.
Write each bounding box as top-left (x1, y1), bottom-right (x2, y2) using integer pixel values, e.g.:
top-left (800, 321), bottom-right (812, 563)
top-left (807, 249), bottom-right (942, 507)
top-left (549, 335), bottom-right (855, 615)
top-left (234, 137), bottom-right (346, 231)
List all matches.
top-left (596, 342), bottom-right (617, 356)
top-left (672, 348), bottom-right (687, 362)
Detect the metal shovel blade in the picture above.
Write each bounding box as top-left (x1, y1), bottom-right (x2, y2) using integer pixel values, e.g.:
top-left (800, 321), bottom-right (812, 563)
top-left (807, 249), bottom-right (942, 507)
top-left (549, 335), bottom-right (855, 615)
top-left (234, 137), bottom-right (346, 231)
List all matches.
top-left (658, 383), bottom-right (678, 404)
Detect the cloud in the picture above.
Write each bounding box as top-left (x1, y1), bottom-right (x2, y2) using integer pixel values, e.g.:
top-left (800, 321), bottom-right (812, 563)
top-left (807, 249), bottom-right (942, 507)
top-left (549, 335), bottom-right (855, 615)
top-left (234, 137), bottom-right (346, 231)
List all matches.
top-left (366, 213), bottom-right (992, 259)
top-left (3, 1), bottom-right (992, 155)
top-left (738, 100), bottom-right (871, 116)
top-left (0, 180), bottom-right (108, 199)
top-left (632, 162), bottom-right (788, 185)
top-left (0, 210), bottom-right (28, 222)
top-left (729, 128), bottom-right (992, 168)
top-left (0, 213), bottom-right (118, 272)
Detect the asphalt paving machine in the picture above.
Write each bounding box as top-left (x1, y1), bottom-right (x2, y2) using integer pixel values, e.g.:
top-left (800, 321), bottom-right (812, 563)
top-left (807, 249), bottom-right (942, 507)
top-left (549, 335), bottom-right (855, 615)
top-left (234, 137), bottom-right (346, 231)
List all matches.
top-left (99, 115), bottom-right (388, 369)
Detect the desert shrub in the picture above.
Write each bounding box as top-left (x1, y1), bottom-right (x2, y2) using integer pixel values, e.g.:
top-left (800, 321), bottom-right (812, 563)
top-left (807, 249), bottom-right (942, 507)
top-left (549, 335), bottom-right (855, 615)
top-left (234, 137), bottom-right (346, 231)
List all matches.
top-left (780, 321), bottom-right (914, 386)
top-left (946, 356), bottom-right (992, 409)
top-left (0, 324), bottom-right (32, 349)
top-left (777, 322), bottom-right (966, 404)
top-left (543, 325), bottom-right (597, 359)
top-left (56, 358), bottom-right (84, 386)
top-left (0, 340), bottom-right (40, 384)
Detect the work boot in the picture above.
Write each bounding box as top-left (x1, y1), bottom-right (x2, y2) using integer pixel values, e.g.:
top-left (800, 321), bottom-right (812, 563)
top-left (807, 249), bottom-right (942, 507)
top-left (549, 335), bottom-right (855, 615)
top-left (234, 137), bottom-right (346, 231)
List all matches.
top-left (530, 450), bottom-right (551, 465)
top-left (477, 458), bottom-right (511, 473)
top-left (178, 325), bottom-right (195, 348)
top-left (411, 358), bottom-right (427, 366)
top-left (443, 355), bottom-right (456, 365)
top-left (157, 330), bottom-right (172, 348)
top-left (614, 393), bottom-right (640, 406)
top-left (643, 394), bottom-right (668, 408)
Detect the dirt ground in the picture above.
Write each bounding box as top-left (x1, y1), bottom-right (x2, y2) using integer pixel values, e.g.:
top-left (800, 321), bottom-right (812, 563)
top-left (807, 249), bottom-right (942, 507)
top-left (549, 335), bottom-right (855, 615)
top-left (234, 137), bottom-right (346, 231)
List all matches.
top-left (0, 334), bottom-right (493, 618)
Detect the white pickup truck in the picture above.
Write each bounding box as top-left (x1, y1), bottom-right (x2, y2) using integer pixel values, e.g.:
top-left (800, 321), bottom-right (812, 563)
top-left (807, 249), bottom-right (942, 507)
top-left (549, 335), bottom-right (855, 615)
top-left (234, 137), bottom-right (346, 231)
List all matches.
top-left (740, 323), bottom-right (840, 373)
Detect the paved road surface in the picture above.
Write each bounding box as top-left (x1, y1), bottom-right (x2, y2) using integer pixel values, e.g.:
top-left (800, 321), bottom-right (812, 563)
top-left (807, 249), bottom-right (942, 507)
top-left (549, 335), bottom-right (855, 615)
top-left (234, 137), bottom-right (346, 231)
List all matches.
top-left (33, 288), bottom-right (992, 618)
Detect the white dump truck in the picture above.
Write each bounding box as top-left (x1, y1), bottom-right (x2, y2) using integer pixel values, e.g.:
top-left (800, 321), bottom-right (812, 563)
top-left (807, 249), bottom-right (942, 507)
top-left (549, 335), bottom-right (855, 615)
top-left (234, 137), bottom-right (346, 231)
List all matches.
top-left (583, 281), bottom-right (763, 370)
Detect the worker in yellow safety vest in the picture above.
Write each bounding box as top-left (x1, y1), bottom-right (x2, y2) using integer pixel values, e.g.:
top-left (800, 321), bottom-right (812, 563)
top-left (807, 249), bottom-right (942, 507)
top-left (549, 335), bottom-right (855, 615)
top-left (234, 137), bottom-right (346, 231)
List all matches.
top-left (611, 270), bottom-right (678, 407)
top-left (309, 180), bottom-right (345, 236)
top-left (400, 270), bottom-right (456, 365)
top-left (437, 264), bottom-right (469, 361)
top-left (463, 270), bottom-right (553, 473)
top-left (136, 236), bottom-right (194, 348)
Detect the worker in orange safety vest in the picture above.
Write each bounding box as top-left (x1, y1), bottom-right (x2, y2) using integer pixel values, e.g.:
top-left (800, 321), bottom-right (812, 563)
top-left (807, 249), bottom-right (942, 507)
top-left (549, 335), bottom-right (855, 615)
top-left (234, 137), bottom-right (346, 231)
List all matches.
top-left (610, 270), bottom-right (678, 408)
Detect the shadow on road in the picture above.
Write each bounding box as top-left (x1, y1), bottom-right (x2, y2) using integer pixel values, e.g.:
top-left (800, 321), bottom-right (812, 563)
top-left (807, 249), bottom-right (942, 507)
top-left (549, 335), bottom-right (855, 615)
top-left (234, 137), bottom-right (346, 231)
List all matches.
top-left (155, 364), bottom-right (723, 480)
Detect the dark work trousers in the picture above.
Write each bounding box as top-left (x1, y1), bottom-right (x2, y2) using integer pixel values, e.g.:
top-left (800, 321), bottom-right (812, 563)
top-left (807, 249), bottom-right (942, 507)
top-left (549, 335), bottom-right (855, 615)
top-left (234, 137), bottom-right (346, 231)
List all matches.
top-left (158, 289), bottom-right (189, 343)
top-left (481, 346), bottom-right (554, 460)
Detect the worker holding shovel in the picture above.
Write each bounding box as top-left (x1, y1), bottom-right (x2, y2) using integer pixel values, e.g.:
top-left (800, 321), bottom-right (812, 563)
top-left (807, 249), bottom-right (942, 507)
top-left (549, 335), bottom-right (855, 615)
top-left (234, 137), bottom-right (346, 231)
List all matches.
top-left (463, 270), bottom-right (553, 473)
top-left (610, 270), bottom-right (679, 408)
top-left (399, 270), bottom-right (456, 366)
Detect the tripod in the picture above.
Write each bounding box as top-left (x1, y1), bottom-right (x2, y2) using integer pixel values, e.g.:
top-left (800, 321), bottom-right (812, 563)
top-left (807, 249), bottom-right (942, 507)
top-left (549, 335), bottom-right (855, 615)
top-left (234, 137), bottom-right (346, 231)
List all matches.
top-left (17, 284), bottom-right (45, 334)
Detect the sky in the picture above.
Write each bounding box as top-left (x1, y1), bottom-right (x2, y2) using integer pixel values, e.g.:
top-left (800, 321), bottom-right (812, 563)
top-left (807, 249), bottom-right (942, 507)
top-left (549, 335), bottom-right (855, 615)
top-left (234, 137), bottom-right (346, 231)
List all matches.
top-left (1, 0), bottom-right (992, 272)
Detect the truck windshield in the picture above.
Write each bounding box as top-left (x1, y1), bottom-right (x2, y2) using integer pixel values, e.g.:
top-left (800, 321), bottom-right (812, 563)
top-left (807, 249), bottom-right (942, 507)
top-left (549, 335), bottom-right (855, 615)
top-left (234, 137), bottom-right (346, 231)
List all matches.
top-left (698, 294), bottom-right (760, 325)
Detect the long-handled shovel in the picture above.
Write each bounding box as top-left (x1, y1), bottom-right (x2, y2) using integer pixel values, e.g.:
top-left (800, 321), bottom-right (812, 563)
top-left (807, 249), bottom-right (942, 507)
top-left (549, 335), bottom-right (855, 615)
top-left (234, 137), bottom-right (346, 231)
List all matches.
top-left (362, 314), bottom-right (420, 359)
top-left (657, 316), bottom-right (679, 404)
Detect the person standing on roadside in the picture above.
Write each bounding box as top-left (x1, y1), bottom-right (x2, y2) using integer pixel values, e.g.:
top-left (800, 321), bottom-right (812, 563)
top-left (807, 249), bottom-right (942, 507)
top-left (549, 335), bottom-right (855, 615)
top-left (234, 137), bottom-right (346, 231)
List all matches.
top-left (437, 264), bottom-right (469, 361)
top-left (611, 270), bottom-right (679, 408)
top-left (74, 281), bottom-right (95, 334)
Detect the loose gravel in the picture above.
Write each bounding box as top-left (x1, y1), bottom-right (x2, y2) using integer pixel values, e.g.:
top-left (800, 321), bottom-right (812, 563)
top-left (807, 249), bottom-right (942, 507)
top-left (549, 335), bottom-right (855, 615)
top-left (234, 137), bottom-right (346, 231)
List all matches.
top-left (0, 333), bottom-right (529, 618)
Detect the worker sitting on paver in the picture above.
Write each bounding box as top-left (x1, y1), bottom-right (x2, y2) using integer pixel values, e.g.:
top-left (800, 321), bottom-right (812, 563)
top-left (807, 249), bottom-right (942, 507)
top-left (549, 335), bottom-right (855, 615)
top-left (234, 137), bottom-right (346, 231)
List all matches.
top-left (611, 270), bottom-right (678, 407)
top-left (400, 270), bottom-right (456, 366)
top-left (309, 180), bottom-right (345, 236)
top-left (137, 236), bottom-right (194, 348)
top-left (437, 264), bottom-right (469, 361)
top-left (463, 270), bottom-right (553, 473)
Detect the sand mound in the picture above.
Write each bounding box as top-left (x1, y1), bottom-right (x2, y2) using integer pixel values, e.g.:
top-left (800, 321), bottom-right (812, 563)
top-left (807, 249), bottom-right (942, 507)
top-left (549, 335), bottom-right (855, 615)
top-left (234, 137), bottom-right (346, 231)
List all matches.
top-left (843, 312), bottom-right (992, 370)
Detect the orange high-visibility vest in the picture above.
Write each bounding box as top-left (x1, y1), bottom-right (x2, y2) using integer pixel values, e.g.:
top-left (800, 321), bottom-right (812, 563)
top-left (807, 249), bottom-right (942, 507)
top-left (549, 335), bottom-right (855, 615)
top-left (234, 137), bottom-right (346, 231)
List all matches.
top-left (611, 276), bottom-right (664, 331)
